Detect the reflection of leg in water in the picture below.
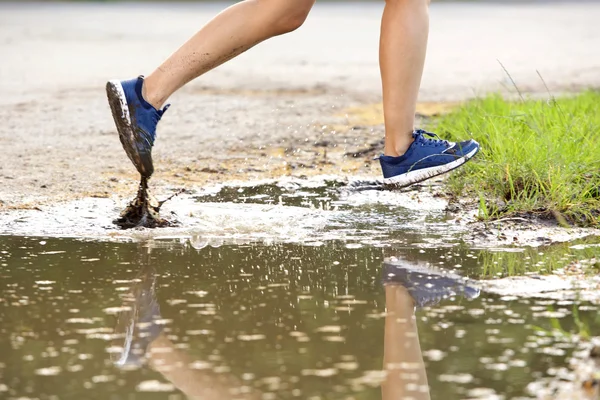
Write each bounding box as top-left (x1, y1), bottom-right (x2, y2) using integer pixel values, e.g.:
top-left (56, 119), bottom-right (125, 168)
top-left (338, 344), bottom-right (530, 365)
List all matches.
top-left (146, 335), bottom-right (261, 400)
top-left (382, 284), bottom-right (431, 400)
top-left (381, 257), bottom-right (480, 400)
top-left (112, 252), bottom-right (162, 367)
top-left (112, 249), bottom-right (261, 400)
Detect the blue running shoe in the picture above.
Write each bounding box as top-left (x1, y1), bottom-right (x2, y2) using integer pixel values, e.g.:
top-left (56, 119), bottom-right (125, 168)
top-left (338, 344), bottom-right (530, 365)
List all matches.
top-left (379, 129), bottom-right (479, 188)
top-left (106, 76), bottom-right (170, 177)
top-left (382, 257), bottom-right (480, 308)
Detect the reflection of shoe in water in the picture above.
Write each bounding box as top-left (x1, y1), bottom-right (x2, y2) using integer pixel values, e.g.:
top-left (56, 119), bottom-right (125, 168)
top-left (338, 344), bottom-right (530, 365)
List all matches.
top-left (382, 257), bottom-right (480, 308)
top-left (112, 268), bottom-right (163, 367)
top-left (106, 76), bottom-right (170, 177)
top-left (379, 129), bottom-right (479, 188)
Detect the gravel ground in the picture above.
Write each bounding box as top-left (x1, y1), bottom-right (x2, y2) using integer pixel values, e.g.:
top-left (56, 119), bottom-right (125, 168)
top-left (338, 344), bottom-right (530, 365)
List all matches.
top-left (1, 1), bottom-right (600, 208)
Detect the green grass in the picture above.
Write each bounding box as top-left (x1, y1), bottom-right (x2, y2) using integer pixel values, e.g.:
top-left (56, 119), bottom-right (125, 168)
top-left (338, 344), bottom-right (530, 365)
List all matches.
top-left (429, 90), bottom-right (600, 227)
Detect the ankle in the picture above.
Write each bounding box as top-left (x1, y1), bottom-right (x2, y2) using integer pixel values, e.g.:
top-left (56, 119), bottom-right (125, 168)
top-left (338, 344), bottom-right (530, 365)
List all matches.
top-left (384, 134), bottom-right (415, 157)
top-left (142, 76), bottom-right (167, 110)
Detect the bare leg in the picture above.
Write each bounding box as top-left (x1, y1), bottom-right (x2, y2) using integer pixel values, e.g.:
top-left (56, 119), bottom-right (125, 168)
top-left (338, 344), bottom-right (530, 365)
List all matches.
top-left (147, 334), bottom-right (261, 400)
top-left (381, 285), bottom-right (431, 400)
top-left (380, 0), bottom-right (430, 157)
top-left (114, 252), bottom-right (260, 400)
top-left (143, 0), bottom-right (315, 109)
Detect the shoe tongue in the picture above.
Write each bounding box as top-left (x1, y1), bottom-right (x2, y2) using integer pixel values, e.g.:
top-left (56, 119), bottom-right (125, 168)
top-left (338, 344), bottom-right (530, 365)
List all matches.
top-left (413, 130), bottom-right (430, 141)
top-left (135, 77), bottom-right (153, 109)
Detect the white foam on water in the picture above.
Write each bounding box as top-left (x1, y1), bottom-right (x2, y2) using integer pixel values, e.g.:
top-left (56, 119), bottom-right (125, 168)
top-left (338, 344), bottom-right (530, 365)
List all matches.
top-left (480, 274), bottom-right (600, 303)
top-left (195, 175), bottom-right (338, 195)
top-left (0, 175), bottom-right (464, 244)
top-left (0, 195), bottom-right (337, 244)
top-left (337, 188), bottom-right (448, 211)
top-left (145, 196), bottom-right (336, 244)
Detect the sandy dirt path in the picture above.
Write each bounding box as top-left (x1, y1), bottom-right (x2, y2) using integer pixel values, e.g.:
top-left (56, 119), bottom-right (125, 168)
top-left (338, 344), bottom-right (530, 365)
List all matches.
top-left (1, 1), bottom-right (599, 209)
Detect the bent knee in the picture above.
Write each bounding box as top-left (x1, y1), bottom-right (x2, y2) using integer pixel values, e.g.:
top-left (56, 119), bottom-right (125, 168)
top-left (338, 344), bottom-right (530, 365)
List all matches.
top-left (266, 0), bottom-right (314, 34)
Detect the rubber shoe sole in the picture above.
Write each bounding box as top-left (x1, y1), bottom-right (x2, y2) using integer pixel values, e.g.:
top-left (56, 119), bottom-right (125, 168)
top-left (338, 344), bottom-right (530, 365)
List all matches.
top-left (383, 145), bottom-right (479, 188)
top-left (106, 80), bottom-right (154, 177)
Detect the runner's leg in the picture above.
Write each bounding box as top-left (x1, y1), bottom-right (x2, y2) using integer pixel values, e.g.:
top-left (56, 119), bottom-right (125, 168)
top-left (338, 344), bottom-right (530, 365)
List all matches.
top-left (379, 0), bottom-right (430, 157)
top-left (143, 0), bottom-right (315, 109)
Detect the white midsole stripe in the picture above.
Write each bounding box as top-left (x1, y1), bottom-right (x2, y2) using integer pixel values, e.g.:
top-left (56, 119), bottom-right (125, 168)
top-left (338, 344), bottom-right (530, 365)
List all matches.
top-left (383, 146), bottom-right (479, 187)
top-left (115, 315), bottom-right (136, 366)
top-left (108, 79), bottom-right (131, 126)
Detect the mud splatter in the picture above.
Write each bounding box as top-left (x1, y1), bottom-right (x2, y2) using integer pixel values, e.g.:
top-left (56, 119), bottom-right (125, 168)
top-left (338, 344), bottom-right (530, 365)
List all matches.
top-left (113, 177), bottom-right (181, 229)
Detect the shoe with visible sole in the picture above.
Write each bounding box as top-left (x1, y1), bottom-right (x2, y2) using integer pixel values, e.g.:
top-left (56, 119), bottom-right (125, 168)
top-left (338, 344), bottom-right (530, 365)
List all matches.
top-left (106, 76), bottom-right (170, 177)
top-left (382, 257), bottom-right (480, 308)
top-left (380, 129), bottom-right (480, 188)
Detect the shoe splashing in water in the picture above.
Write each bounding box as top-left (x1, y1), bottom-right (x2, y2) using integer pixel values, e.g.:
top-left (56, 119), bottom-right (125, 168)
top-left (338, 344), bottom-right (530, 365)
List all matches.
top-left (106, 0), bottom-right (479, 228)
top-left (106, 77), bottom-right (178, 228)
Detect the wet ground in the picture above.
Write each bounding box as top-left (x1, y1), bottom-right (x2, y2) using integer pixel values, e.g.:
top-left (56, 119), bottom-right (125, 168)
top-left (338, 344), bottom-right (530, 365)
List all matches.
top-left (2, 1), bottom-right (600, 208)
top-left (0, 176), bottom-right (596, 247)
top-left (2, 2), bottom-right (600, 398)
top-left (1, 235), bottom-right (600, 399)
top-left (1, 181), bottom-right (600, 399)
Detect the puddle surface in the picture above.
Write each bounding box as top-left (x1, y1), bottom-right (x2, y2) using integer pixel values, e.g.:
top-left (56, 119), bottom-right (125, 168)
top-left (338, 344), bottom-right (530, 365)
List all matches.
top-left (1, 236), bottom-right (599, 399)
top-left (0, 178), bottom-right (460, 244)
top-left (3, 177), bottom-right (598, 251)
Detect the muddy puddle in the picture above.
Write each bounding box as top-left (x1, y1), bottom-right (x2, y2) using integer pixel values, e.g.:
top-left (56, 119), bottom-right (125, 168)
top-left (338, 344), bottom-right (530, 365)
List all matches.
top-left (1, 236), bottom-right (600, 399)
top-left (0, 177), bottom-right (457, 242)
top-left (2, 177), bottom-right (598, 251)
